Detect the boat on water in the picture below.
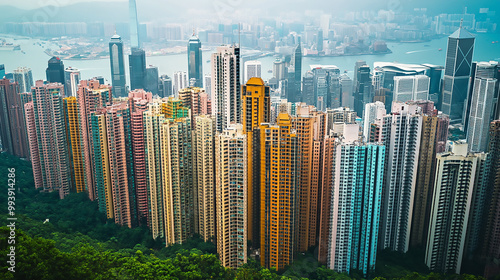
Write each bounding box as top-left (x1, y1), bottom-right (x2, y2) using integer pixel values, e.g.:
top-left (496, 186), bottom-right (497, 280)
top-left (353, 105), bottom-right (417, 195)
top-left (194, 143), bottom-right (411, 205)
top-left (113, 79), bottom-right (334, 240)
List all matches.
top-left (438, 48), bottom-right (442, 51)
top-left (0, 40), bottom-right (21, 51)
top-left (493, 41), bottom-right (499, 44)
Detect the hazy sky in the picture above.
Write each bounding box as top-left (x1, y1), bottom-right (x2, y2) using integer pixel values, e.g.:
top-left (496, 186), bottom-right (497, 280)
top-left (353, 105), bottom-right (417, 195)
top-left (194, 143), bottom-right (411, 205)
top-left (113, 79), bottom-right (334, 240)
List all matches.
top-left (2, 0), bottom-right (124, 9)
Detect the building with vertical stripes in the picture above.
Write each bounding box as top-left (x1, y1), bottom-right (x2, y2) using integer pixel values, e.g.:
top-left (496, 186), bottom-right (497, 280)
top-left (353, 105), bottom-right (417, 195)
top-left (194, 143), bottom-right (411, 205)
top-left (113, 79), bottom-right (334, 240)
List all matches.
top-left (215, 124), bottom-right (247, 268)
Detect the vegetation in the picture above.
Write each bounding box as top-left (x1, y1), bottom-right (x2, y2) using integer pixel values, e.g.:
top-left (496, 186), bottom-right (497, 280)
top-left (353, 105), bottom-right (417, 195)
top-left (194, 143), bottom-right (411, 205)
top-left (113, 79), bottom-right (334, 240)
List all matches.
top-left (0, 153), bottom-right (488, 279)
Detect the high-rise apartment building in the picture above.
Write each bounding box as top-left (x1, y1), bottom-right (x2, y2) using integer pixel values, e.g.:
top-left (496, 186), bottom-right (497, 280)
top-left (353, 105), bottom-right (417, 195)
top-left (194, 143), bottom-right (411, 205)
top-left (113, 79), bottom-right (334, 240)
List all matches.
top-left (173, 71), bottom-right (188, 96)
top-left (188, 33), bottom-right (203, 88)
top-left (212, 45), bottom-right (241, 131)
top-left (484, 121), bottom-right (500, 261)
top-left (109, 34), bottom-right (127, 97)
top-left (46, 57), bottom-right (65, 84)
top-left (244, 60), bottom-right (262, 83)
top-left (25, 81), bottom-right (72, 198)
top-left (13, 67), bottom-right (33, 93)
top-left (260, 113), bottom-right (300, 270)
top-left (441, 27), bottom-right (475, 124)
top-left (363, 101), bottom-right (386, 142)
top-left (215, 124), bottom-right (247, 268)
top-left (64, 67), bottom-right (80, 98)
top-left (380, 102), bottom-right (422, 253)
top-left (241, 77), bottom-right (270, 247)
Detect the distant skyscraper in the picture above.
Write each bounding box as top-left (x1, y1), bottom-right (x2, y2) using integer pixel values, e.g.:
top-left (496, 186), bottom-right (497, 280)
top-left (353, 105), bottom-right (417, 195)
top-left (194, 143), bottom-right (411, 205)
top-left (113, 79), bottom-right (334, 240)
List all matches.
top-left (244, 60), bottom-right (262, 83)
top-left (109, 34), bottom-right (127, 97)
top-left (273, 59), bottom-right (287, 81)
top-left (466, 62), bottom-right (499, 152)
top-left (145, 65), bottom-right (159, 95)
top-left (288, 38), bottom-right (302, 103)
top-left (0, 78), bottom-right (30, 158)
top-left (260, 113), bottom-right (300, 270)
top-left (363, 101), bottom-right (386, 141)
top-left (380, 102), bottom-right (422, 253)
top-left (241, 77), bottom-right (270, 247)
top-left (13, 67), bottom-right (33, 93)
top-left (159, 74), bottom-right (172, 97)
top-left (393, 75), bottom-right (430, 102)
top-left (204, 74), bottom-right (211, 97)
top-left (173, 71), bottom-right (188, 95)
top-left (211, 45), bottom-right (241, 132)
top-left (340, 73), bottom-right (354, 108)
top-left (215, 124), bottom-right (247, 268)
top-left (129, 48), bottom-right (146, 91)
top-left (354, 64), bottom-right (372, 116)
top-left (25, 81), bottom-right (72, 198)
top-left (0, 64), bottom-right (4, 78)
top-left (441, 26), bottom-right (475, 124)
top-left (64, 67), bottom-right (80, 97)
top-left (484, 120), bottom-right (500, 261)
top-left (188, 32), bottom-right (203, 88)
top-left (129, 0), bottom-right (140, 48)
top-left (46, 57), bottom-right (65, 85)
top-left (426, 141), bottom-right (485, 274)
top-left (302, 71), bottom-right (314, 106)
top-left (328, 142), bottom-right (385, 276)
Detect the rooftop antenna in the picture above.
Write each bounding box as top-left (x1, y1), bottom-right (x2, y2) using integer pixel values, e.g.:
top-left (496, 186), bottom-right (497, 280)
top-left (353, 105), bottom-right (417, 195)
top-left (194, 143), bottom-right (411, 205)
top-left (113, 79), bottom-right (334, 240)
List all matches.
top-left (460, 18), bottom-right (463, 29)
top-left (192, 28), bottom-right (195, 37)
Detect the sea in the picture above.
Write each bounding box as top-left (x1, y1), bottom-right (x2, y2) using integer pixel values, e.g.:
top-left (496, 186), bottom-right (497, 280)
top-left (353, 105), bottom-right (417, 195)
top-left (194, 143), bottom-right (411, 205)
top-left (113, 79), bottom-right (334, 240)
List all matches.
top-left (1, 32), bottom-right (500, 85)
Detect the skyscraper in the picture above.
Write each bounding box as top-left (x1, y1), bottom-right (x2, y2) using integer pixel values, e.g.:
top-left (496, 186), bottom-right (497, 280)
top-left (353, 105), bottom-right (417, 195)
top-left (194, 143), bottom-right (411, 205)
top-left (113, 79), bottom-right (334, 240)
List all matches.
top-left (129, 48), bottom-right (146, 91)
top-left (244, 60), bottom-right (262, 83)
top-left (260, 113), bottom-right (300, 270)
top-left (173, 71), bottom-right (188, 95)
top-left (25, 81), bottom-right (72, 198)
top-left (129, 0), bottom-right (140, 49)
top-left (363, 101), bottom-right (386, 142)
top-left (426, 141), bottom-right (484, 274)
top-left (441, 26), bottom-right (475, 124)
top-left (380, 102), bottom-right (422, 253)
top-left (484, 120), bottom-right (500, 261)
top-left (188, 32), bottom-right (203, 88)
top-left (288, 38), bottom-right (302, 103)
top-left (194, 115), bottom-right (215, 241)
top-left (215, 124), bottom-right (247, 268)
top-left (328, 142), bottom-right (385, 276)
top-left (393, 75), bottom-right (430, 103)
top-left (354, 64), bottom-right (372, 116)
top-left (13, 67), bottom-right (33, 93)
top-left (159, 74), bottom-right (172, 97)
top-left (145, 65), bottom-right (159, 95)
top-left (211, 45), bottom-right (241, 132)
top-left (109, 34), bottom-right (127, 97)
top-left (64, 67), bottom-right (80, 98)
top-left (46, 57), bottom-right (65, 85)
top-left (0, 64), bottom-right (4, 78)
top-left (340, 73), bottom-right (354, 108)
top-left (302, 71), bottom-right (314, 106)
top-left (0, 78), bottom-right (30, 158)
top-left (241, 77), bottom-right (270, 247)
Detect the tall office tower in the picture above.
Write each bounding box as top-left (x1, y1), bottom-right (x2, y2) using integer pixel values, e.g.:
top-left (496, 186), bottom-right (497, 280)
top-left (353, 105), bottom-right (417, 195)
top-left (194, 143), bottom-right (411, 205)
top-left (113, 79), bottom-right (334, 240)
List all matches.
top-left (194, 115), bottom-right (215, 241)
top-left (311, 66), bottom-right (341, 111)
top-left (354, 64), bottom-right (373, 117)
top-left (410, 106), bottom-right (449, 249)
top-left (317, 136), bottom-right (335, 264)
top-left (129, 0), bottom-right (140, 48)
top-left (273, 59), bottom-right (287, 82)
top-left (466, 62), bottom-right (499, 152)
top-left (0, 79), bottom-right (30, 158)
top-left (188, 33), bottom-right (203, 88)
top-left (159, 74), bottom-right (172, 97)
top-left (215, 124), bottom-right (247, 268)
top-left (77, 80), bottom-right (112, 201)
top-left (393, 75), bottom-right (430, 102)
top-left (353, 61), bottom-right (366, 87)
top-left (129, 48), bottom-right (146, 91)
top-left (241, 77), bottom-right (270, 247)
top-left (89, 112), bottom-right (113, 219)
top-left (129, 90), bottom-right (151, 226)
top-left (145, 65), bottom-right (159, 95)
top-left (441, 26), bottom-right (475, 124)
top-left (260, 113), bottom-right (300, 270)
top-left (288, 38), bottom-right (302, 103)
top-left (173, 71), bottom-right (188, 95)
top-left (161, 116), bottom-right (195, 245)
top-left (178, 87), bottom-right (212, 118)
top-left (46, 57), bottom-right (65, 84)
top-left (363, 101), bottom-right (386, 142)
top-left (204, 74), bottom-right (211, 97)
top-left (422, 64), bottom-right (444, 106)
top-left (293, 104), bottom-right (327, 252)
top-left (102, 102), bottom-right (135, 228)
top-left (211, 45), bottom-right (241, 132)
top-left (426, 141), bottom-right (484, 274)
top-left (328, 141), bottom-right (385, 276)
top-left (484, 121), bottom-right (500, 261)
top-left (464, 62), bottom-right (498, 129)
top-left (63, 96), bottom-right (87, 193)
top-left (244, 61), bottom-right (262, 84)
top-left (109, 34), bottom-right (127, 97)
top-left (325, 107), bottom-right (357, 133)
top-left (25, 81), bottom-right (72, 198)
top-left (372, 69), bottom-right (383, 92)
top-left (340, 73), bottom-right (354, 108)
top-left (302, 71), bottom-right (315, 106)
top-left (13, 67), bottom-right (33, 93)
top-left (0, 64), bottom-right (4, 78)
top-left (380, 102), bottom-right (422, 253)
top-left (64, 67), bottom-right (80, 98)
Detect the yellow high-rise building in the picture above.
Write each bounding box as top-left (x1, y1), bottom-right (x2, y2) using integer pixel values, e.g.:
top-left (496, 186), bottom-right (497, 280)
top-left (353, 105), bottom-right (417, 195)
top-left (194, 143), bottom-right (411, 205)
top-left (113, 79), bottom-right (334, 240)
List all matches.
top-left (260, 113), bottom-right (300, 270)
top-left (241, 77), bottom-right (270, 247)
